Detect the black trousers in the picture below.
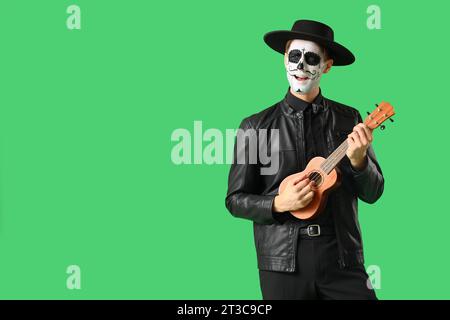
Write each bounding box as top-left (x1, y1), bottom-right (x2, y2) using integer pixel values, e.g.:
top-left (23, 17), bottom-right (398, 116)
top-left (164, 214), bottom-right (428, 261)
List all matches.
top-left (258, 233), bottom-right (377, 300)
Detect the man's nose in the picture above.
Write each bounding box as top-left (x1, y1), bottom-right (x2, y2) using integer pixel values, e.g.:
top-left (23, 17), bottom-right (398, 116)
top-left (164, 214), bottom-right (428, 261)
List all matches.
top-left (297, 61), bottom-right (304, 70)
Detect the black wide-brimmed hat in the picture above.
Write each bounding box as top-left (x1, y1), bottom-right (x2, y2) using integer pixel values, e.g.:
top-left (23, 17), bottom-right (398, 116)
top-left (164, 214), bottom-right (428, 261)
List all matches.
top-left (263, 19), bottom-right (355, 66)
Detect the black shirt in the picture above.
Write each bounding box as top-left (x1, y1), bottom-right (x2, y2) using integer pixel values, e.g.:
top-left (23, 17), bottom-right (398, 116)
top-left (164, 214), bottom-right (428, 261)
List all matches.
top-left (285, 87), bottom-right (328, 161)
top-left (276, 87), bottom-right (334, 227)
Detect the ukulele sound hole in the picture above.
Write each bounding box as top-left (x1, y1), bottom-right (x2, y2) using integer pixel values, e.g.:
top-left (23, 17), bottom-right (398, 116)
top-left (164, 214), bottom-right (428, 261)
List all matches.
top-left (308, 170), bottom-right (323, 187)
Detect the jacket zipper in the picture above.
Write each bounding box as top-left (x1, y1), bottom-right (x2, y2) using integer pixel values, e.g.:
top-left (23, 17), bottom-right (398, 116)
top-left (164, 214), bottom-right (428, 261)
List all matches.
top-left (295, 111), bottom-right (305, 171)
top-left (291, 225), bottom-right (300, 272)
top-left (322, 103), bottom-right (346, 268)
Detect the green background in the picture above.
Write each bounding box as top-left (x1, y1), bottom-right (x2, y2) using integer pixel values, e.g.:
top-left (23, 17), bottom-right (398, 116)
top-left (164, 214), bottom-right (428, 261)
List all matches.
top-left (0, 0), bottom-right (447, 299)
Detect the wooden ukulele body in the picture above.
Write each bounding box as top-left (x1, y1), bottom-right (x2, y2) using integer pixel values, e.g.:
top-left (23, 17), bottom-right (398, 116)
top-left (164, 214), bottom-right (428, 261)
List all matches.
top-left (278, 156), bottom-right (342, 220)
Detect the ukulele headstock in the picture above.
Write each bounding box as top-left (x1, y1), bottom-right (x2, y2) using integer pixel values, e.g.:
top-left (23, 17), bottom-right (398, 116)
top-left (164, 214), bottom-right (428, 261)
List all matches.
top-left (364, 102), bottom-right (395, 130)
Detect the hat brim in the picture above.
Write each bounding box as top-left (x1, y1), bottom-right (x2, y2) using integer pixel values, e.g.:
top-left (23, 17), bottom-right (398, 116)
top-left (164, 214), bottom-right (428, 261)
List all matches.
top-left (263, 30), bottom-right (355, 66)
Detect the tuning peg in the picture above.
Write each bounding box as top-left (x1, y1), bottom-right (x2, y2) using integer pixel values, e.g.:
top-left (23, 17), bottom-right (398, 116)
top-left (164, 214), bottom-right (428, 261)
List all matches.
top-left (375, 103), bottom-right (379, 107)
top-left (366, 111), bottom-right (371, 115)
top-left (389, 118), bottom-right (394, 123)
top-left (380, 125), bottom-right (386, 130)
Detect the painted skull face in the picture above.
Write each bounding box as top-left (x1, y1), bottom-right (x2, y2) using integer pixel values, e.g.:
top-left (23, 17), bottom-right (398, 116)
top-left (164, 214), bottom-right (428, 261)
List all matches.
top-left (285, 39), bottom-right (327, 94)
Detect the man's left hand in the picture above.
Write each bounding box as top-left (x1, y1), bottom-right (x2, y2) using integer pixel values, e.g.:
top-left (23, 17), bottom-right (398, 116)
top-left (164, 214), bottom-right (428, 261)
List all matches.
top-left (346, 123), bottom-right (373, 171)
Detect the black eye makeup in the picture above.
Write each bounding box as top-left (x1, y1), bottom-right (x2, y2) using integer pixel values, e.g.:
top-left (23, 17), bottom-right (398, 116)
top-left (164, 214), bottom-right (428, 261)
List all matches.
top-left (288, 49), bottom-right (302, 63)
top-left (304, 52), bottom-right (321, 66)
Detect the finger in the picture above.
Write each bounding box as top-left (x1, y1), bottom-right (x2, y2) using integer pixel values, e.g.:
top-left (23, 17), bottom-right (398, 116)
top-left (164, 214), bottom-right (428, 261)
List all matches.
top-left (354, 126), bottom-right (368, 146)
top-left (349, 132), bottom-right (362, 148)
top-left (354, 131), bottom-right (363, 148)
top-left (361, 124), bottom-right (373, 143)
top-left (297, 184), bottom-right (313, 198)
top-left (297, 179), bottom-right (316, 192)
top-left (347, 133), bottom-right (354, 145)
top-left (293, 178), bottom-right (310, 191)
top-left (302, 191), bottom-right (314, 202)
top-left (357, 123), bottom-right (373, 139)
top-left (347, 135), bottom-right (357, 151)
top-left (291, 173), bottom-right (307, 185)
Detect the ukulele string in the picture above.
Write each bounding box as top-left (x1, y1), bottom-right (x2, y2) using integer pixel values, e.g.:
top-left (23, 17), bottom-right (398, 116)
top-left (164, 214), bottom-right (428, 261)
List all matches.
top-left (313, 140), bottom-right (348, 178)
top-left (310, 111), bottom-right (387, 178)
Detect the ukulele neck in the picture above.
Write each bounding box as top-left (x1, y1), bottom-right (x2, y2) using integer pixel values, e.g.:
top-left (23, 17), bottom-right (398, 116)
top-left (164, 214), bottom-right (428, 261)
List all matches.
top-left (320, 139), bottom-right (349, 174)
top-left (319, 101), bottom-right (395, 175)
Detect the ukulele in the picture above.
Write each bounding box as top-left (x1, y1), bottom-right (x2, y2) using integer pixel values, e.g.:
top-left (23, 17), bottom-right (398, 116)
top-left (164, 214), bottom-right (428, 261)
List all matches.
top-left (278, 102), bottom-right (395, 220)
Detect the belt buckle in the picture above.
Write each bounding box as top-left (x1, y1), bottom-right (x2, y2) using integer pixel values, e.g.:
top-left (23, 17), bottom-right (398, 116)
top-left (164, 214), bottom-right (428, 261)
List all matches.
top-left (307, 224), bottom-right (321, 237)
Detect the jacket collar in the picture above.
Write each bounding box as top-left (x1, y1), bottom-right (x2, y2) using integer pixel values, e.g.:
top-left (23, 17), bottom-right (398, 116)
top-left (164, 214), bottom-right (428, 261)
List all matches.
top-left (281, 87), bottom-right (327, 117)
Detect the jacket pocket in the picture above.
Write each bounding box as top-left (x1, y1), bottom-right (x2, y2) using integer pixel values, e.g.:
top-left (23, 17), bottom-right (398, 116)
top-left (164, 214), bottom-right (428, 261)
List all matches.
top-left (254, 223), bottom-right (293, 257)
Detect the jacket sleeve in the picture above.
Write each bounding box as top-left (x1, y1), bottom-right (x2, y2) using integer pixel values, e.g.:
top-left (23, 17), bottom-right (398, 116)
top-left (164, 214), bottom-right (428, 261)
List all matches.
top-left (349, 111), bottom-right (385, 204)
top-left (225, 118), bottom-right (284, 225)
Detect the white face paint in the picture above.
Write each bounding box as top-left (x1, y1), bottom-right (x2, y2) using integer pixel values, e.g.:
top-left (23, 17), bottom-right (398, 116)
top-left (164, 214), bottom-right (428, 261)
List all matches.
top-left (285, 39), bottom-right (327, 94)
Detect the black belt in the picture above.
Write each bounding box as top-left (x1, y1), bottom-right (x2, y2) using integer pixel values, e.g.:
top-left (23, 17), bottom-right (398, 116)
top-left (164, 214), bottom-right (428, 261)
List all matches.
top-left (298, 224), bottom-right (335, 238)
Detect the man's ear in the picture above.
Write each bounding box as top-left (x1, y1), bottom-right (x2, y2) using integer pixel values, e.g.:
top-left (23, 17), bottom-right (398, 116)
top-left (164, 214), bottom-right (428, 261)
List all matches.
top-left (323, 58), bottom-right (334, 74)
top-left (284, 52), bottom-right (288, 66)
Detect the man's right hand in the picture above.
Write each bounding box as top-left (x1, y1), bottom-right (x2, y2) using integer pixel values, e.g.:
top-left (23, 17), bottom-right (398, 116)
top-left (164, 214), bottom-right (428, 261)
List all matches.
top-left (273, 173), bottom-right (315, 213)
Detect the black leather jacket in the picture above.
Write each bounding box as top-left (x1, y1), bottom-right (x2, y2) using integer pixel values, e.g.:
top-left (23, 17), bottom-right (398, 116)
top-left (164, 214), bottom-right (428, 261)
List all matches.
top-left (225, 91), bottom-right (384, 272)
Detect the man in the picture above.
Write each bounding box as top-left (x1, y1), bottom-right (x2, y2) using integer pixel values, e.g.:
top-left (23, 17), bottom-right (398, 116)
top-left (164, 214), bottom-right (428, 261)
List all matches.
top-left (225, 20), bottom-right (384, 300)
